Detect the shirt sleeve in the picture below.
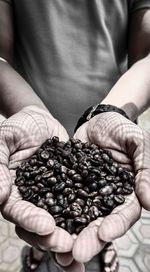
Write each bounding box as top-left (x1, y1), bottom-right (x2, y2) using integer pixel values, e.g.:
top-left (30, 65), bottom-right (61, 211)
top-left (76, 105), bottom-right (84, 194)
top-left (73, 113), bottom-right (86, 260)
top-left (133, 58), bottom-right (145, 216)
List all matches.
top-left (129, 0), bottom-right (150, 13)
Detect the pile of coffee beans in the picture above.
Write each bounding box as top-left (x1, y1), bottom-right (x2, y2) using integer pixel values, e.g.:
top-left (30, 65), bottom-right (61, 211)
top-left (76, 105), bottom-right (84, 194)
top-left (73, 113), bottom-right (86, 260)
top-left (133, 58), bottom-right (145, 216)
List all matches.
top-left (15, 137), bottom-right (134, 234)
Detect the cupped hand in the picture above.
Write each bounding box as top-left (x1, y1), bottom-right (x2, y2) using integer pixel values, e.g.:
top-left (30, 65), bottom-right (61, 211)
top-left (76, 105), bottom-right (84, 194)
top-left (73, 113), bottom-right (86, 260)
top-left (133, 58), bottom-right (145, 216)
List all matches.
top-left (70, 111), bottom-right (150, 262)
top-left (0, 105), bottom-right (73, 254)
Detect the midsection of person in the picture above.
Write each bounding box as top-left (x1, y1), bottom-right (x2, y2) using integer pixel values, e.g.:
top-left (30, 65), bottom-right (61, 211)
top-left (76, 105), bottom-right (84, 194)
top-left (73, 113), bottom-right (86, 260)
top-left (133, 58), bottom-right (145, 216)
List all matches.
top-left (13, 0), bottom-right (129, 135)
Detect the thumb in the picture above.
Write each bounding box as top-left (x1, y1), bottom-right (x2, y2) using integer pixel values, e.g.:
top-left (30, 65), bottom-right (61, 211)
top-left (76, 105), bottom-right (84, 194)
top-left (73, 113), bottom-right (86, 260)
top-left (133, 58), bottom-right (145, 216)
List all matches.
top-left (98, 193), bottom-right (141, 242)
top-left (133, 131), bottom-right (150, 210)
top-left (0, 139), bottom-right (12, 204)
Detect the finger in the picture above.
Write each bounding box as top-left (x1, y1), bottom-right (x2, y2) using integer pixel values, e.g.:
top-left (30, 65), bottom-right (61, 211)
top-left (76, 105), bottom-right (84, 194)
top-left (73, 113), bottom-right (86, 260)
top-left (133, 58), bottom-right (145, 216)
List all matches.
top-left (131, 131), bottom-right (150, 210)
top-left (98, 193), bottom-right (141, 242)
top-left (16, 226), bottom-right (73, 253)
top-left (55, 252), bottom-right (74, 267)
top-left (73, 219), bottom-right (105, 263)
top-left (74, 123), bottom-right (89, 143)
top-left (0, 140), bottom-right (12, 204)
top-left (2, 185), bottom-right (55, 235)
top-left (135, 169), bottom-right (150, 210)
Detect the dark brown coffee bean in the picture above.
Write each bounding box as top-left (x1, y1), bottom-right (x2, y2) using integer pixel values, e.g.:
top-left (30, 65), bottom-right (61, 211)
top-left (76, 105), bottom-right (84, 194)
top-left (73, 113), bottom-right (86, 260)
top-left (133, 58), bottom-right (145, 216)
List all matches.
top-left (63, 188), bottom-right (73, 196)
top-left (65, 179), bottom-right (73, 188)
top-left (114, 195), bottom-right (125, 205)
top-left (83, 205), bottom-right (89, 214)
top-left (40, 150), bottom-right (50, 161)
top-left (62, 207), bottom-right (70, 216)
top-left (45, 198), bottom-right (56, 206)
top-left (59, 222), bottom-right (66, 229)
top-left (67, 169), bottom-right (76, 177)
top-left (42, 171), bottom-right (53, 179)
top-left (55, 217), bottom-right (65, 225)
top-left (69, 211), bottom-right (81, 218)
top-left (23, 172), bottom-right (31, 179)
top-left (47, 177), bottom-right (57, 186)
top-left (77, 189), bottom-right (88, 199)
top-left (37, 183), bottom-right (45, 189)
top-left (75, 225), bottom-right (85, 234)
top-left (18, 186), bottom-right (28, 194)
top-left (37, 199), bottom-right (45, 208)
top-left (99, 185), bottom-right (113, 196)
top-left (68, 193), bottom-right (76, 203)
top-left (25, 180), bottom-right (35, 186)
top-left (47, 159), bottom-right (54, 169)
top-left (70, 202), bottom-right (82, 213)
top-left (106, 175), bottom-right (116, 182)
top-left (88, 182), bottom-right (98, 192)
top-left (97, 179), bottom-right (107, 188)
top-left (72, 174), bottom-right (83, 183)
top-left (74, 183), bottom-right (83, 189)
top-left (54, 182), bottom-right (66, 193)
top-left (74, 217), bottom-right (87, 225)
top-left (49, 205), bottom-right (63, 215)
top-left (89, 191), bottom-right (98, 198)
top-left (103, 197), bottom-right (114, 208)
top-left (15, 176), bottom-right (25, 186)
top-left (116, 187), bottom-right (123, 194)
top-left (75, 198), bottom-right (85, 207)
top-left (89, 206), bottom-right (99, 220)
top-left (66, 219), bottom-right (75, 234)
top-left (123, 187), bottom-right (133, 194)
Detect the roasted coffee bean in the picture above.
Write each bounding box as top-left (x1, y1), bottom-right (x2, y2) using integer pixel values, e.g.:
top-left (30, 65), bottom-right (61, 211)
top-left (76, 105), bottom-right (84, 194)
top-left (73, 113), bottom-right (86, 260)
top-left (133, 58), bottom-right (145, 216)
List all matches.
top-left (103, 197), bottom-right (114, 208)
top-left (54, 182), bottom-right (66, 193)
top-left (123, 187), bottom-right (133, 194)
top-left (42, 171), bottom-right (53, 179)
top-left (116, 187), bottom-right (123, 194)
top-left (74, 183), bottom-right (83, 189)
top-left (77, 189), bottom-right (88, 199)
top-left (45, 198), bottom-right (56, 206)
top-left (88, 182), bottom-right (98, 192)
top-left (75, 225), bottom-right (85, 234)
top-left (74, 217), bottom-right (87, 225)
top-left (75, 198), bottom-right (85, 207)
top-left (99, 185), bottom-right (113, 196)
top-left (39, 187), bottom-right (51, 195)
top-left (23, 189), bottom-right (34, 201)
top-left (62, 207), bottom-right (70, 216)
top-left (65, 179), bottom-right (73, 188)
top-left (37, 183), bottom-right (45, 189)
top-left (37, 199), bottom-right (45, 208)
top-left (40, 150), bottom-right (50, 161)
top-left (66, 219), bottom-right (75, 234)
top-left (72, 174), bottom-right (83, 183)
top-left (19, 186), bottom-right (28, 194)
top-left (55, 217), bottom-right (65, 225)
top-left (68, 193), bottom-right (76, 203)
top-left (97, 179), bottom-right (107, 188)
top-left (70, 202), bottom-right (82, 213)
top-left (15, 176), bottom-right (25, 186)
top-left (69, 211), bottom-right (81, 218)
top-left (47, 159), bottom-right (54, 169)
top-left (16, 137), bottom-right (134, 235)
top-left (114, 195), bottom-right (125, 205)
top-left (47, 177), bottom-right (57, 186)
top-left (49, 205), bottom-right (63, 215)
top-left (83, 205), bottom-right (89, 214)
top-left (106, 175), bottom-right (116, 182)
top-left (63, 188), bottom-right (73, 196)
top-left (89, 191), bottom-right (98, 198)
top-left (25, 180), bottom-right (35, 186)
top-left (59, 222), bottom-right (66, 229)
top-left (88, 206), bottom-right (99, 220)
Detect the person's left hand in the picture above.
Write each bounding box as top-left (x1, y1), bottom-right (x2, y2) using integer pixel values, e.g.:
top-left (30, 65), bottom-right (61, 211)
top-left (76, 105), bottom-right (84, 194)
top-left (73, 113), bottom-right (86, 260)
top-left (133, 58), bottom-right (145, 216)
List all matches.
top-left (70, 112), bottom-right (143, 263)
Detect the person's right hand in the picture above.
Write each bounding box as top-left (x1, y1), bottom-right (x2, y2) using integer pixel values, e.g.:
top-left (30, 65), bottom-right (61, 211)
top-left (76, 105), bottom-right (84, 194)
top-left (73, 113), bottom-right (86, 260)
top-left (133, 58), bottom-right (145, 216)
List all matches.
top-left (0, 105), bottom-right (74, 254)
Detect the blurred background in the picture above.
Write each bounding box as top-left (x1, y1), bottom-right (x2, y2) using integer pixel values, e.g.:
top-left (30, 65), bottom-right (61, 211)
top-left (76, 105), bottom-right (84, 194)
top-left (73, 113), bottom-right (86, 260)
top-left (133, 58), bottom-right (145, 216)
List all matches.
top-left (0, 108), bottom-right (150, 272)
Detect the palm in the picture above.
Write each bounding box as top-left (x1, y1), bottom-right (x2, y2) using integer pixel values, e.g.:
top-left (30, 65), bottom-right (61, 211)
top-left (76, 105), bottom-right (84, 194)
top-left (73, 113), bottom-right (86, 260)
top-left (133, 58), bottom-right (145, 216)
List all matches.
top-left (0, 106), bottom-right (73, 253)
top-left (72, 112), bottom-right (147, 262)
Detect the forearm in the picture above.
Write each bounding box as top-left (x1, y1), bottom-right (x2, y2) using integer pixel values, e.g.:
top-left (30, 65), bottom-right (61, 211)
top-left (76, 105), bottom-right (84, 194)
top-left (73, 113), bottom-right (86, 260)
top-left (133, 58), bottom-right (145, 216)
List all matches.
top-left (101, 55), bottom-right (150, 121)
top-left (0, 59), bottom-right (48, 117)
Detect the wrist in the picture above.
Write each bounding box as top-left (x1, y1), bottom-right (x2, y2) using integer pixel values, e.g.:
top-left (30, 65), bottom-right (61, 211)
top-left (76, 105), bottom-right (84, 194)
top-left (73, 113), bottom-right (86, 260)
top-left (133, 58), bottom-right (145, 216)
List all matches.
top-left (101, 98), bottom-right (138, 122)
top-left (74, 104), bottom-right (130, 132)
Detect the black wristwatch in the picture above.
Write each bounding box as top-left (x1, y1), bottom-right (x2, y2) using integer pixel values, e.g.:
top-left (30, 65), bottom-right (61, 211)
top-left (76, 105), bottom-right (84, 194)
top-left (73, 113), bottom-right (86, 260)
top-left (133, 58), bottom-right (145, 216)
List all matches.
top-left (74, 104), bottom-right (129, 132)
